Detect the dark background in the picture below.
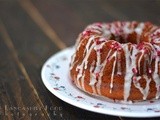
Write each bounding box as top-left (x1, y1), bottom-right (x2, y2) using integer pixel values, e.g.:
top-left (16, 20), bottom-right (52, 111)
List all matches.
top-left (0, 0), bottom-right (160, 119)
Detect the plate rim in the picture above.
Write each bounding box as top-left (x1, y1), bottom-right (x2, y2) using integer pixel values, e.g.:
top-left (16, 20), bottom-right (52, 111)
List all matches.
top-left (41, 47), bottom-right (160, 118)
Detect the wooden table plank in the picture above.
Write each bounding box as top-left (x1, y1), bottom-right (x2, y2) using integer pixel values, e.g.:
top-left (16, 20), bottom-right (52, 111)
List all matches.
top-left (19, 0), bottom-right (67, 49)
top-left (30, 0), bottom-right (86, 47)
top-left (0, 23), bottom-right (49, 120)
top-left (31, 0), bottom-right (115, 46)
top-left (0, 1), bottom-right (62, 120)
top-left (106, 0), bottom-right (160, 24)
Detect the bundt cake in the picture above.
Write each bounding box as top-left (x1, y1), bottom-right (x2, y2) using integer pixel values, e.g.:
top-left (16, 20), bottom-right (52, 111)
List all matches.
top-left (70, 21), bottom-right (160, 101)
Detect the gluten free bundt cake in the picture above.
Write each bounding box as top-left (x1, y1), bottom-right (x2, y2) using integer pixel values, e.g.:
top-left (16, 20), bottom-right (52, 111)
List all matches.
top-left (70, 21), bottom-right (160, 101)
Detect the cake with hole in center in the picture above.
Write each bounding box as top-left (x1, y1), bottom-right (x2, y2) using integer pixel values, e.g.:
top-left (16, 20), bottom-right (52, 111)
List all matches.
top-left (70, 21), bottom-right (160, 101)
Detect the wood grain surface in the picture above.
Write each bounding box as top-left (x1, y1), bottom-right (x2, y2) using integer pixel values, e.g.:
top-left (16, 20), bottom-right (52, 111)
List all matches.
top-left (0, 0), bottom-right (160, 119)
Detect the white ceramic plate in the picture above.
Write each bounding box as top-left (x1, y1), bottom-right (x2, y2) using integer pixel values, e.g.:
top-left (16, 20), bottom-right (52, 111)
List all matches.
top-left (41, 47), bottom-right (160, 118)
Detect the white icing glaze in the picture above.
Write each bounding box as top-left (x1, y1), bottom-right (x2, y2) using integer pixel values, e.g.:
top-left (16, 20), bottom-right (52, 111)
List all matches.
top-left (135, 23), bottom-right (144, 35)
top-left (76, 36), bottom-right (95, 89)
top-left (135, 23), bottom-right (145, 43)
top-left (109, 51), bottom-right (117, 93)
top-left (90, 41), bottom-right (106, 94)
top-left (70, 36), bottom-right (84, 70)
top-left (123, 22), bottom-right (133, 34)
top-left (89, 61), bottom-right (97, 94)
top-left (138, 50), bottom-right (145, 73)
top-left (96, 48), bottom-right (112, 95)
top-left (133, 75), bottom-right (151, 100)
top-left (123, 44), bottom-right (138, 101)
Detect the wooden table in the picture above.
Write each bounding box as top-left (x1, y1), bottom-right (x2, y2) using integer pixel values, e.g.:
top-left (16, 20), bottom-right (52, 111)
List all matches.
top-left (0, 0), bottom-right (160, 119)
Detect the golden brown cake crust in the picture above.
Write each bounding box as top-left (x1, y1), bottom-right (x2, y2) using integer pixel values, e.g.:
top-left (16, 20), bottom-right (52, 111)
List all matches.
top-left (70, 21), bottom-right (160, 101)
